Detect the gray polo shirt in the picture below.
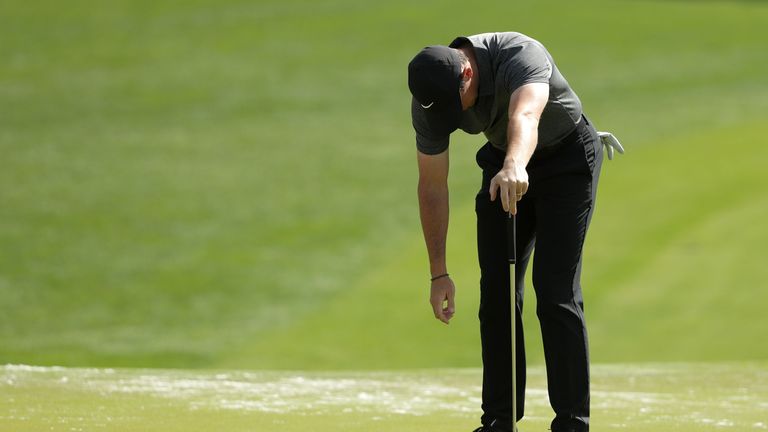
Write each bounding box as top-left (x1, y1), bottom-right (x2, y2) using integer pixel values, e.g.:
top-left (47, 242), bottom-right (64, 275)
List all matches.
top-left (412, 32), bottom-right (583, 155)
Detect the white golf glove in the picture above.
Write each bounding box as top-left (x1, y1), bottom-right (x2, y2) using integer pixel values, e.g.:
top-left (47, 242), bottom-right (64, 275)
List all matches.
top-left (597, 131), bottom-right (625, 160)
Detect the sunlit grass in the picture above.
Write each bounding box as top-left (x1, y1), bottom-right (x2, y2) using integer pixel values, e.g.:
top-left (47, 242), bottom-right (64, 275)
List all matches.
top-left (2, 363), bottom-right (767, 431)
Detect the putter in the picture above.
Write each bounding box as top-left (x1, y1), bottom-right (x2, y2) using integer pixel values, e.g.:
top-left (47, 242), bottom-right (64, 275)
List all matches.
top-left (507, 211), bottom-right (517, 431)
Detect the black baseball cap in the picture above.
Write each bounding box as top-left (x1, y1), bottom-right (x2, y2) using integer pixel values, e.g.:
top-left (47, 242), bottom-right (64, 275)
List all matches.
top-left (408, 45), bottom-right (464, 137)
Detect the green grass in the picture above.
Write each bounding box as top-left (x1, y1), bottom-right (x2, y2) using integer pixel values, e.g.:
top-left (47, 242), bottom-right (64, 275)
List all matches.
top-left (2, 2), bottom-right (768, 429)
top-left (2, 363), bottom-right (767, 431)
top-left (2, 0), bottom-right (768, 370)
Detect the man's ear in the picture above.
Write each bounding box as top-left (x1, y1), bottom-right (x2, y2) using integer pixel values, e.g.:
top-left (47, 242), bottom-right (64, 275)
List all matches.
top-left (462, 64), bottom-right (473, 80)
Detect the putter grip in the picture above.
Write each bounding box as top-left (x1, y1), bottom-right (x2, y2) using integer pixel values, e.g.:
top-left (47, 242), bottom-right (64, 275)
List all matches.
top-left (507, 213), bottom-right (516, 264)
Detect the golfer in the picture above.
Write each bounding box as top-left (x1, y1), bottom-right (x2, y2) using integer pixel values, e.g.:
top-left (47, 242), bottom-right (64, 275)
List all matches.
top-left (409, 32), bottom-right (616, 432)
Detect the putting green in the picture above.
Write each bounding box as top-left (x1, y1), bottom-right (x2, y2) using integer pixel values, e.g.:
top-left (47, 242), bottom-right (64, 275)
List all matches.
top-left (2, 363), bottom-right (766, 431)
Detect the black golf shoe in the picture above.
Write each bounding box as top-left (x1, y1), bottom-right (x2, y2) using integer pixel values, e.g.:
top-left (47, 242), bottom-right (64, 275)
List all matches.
top-left (471, 425), bottom-right (517, 432)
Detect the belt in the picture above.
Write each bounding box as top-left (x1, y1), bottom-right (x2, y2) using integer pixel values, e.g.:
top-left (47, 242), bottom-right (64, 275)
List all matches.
top-left (530, 115), bottom-right (588, 161)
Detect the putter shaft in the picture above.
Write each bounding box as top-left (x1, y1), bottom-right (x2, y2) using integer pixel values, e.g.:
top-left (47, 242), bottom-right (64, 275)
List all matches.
top-left (507, 212), bottom-right (517, 429)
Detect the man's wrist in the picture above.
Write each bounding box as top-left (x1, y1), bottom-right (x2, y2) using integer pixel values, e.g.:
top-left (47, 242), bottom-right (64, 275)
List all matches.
top-left (503, 155), bottom-right (522, 169)
top-left (429, 261), bottom-right (447, 276)
top-left (430, 273), bottom-right (450, 282)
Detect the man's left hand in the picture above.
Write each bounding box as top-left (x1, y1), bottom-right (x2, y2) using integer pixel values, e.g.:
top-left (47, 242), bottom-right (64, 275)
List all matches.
top-left (489, 162), bottom-right (529, 214)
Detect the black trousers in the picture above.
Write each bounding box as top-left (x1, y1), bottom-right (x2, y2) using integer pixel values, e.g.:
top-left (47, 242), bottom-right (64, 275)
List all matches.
top-left (475, 116), bottom-right (602, 432)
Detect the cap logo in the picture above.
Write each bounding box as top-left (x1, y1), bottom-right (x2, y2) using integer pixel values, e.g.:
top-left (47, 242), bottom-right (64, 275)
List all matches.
top-left (421, 102), bottom-right (435, 109)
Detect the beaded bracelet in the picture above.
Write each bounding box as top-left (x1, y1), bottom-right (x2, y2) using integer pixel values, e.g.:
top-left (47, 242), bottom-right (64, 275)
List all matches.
top-left (430, 273), bottom-right (450, 282)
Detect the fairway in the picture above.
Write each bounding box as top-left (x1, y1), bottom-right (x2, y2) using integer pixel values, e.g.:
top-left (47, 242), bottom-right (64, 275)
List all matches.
top-left (2, 363), bottom-right (767, 431)
top-left (3, 0), bottom-right (768, 370)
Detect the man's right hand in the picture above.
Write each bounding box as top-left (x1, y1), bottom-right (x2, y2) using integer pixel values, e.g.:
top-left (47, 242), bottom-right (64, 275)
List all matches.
top-left (430, 276), bottom-right (456, 324)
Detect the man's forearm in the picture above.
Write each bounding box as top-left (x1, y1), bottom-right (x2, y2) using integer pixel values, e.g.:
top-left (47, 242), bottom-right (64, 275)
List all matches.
top-left (417, 182), bottom-right (449, 276)
top-left (505, 112), bottom-right (539, 167)
top-left (505, 82), bottom-right (548, 168)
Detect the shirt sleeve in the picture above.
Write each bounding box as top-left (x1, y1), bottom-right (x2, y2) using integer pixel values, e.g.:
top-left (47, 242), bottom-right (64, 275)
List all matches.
top-left (411, 98), bottom-right (449, 155)
top-left (501, 42), bottom-right (553, 93)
